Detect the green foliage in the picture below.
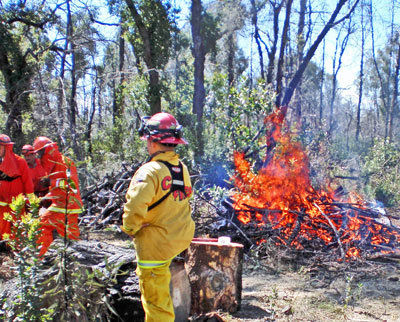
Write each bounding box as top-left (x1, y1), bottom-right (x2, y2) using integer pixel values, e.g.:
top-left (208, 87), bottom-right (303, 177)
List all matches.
top-left (361, 139), bottom-right (400, 206)
top-left (89, 115), bottom-right (146, 167)
top-left (343, 274), bottom-right (363, 308)
top-left (203, 75), bottom-right (275, 162)
top-left (123, 0), bottom-right (173, 69)
top-left (2, 166), bottom-right (119, 320)
top-left (201, 9), bottom-right (221, 58)
top-left (124, 73), bottom-right (152, 116)
top-left (2, 194), bottom-right (52, 321)
top-left (0, 0), bottom-right (57, 144)
top-left (163, 54), bottom-right (194, 113)
top-left (41, 247), bottom-right (111, 321)
top-left (84, 74), bottom-right (151, 172)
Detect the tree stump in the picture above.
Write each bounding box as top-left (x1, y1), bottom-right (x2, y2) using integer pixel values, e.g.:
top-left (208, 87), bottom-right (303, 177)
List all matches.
top-left (184, 237), bottom-right (244, 315)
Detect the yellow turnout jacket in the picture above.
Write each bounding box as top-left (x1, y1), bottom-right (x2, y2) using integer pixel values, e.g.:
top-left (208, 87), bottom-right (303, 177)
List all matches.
top-left (122, 151), bottom-right (195, 261)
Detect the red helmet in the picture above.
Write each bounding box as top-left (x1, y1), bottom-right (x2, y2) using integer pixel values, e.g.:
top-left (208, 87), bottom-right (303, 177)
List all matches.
top-left (22, 144), bottom-right (35, 155)
top-left (0, 134), bottom-right (14, 146)
top-left (33, 136), bottom-right (55, 152)
top-left (138, 112), bottom-right (187, 145)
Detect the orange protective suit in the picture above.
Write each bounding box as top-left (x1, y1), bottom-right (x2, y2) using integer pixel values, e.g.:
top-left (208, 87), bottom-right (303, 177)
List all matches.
top-left (0, 140), bottom-right (34, 241)
top-left (27, 159), bottom-right (48, 197)
top-left (35, 140), bottom-right (82, 256)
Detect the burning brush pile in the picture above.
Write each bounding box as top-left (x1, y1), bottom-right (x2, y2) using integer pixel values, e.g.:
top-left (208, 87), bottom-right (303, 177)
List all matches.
top-left (230, 106), bottom-right (400, 261)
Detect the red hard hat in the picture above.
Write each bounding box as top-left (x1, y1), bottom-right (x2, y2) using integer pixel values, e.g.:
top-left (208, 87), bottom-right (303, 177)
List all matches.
top-left (139, 112), bottom-right (187, 145)
top-left (33, 136), bottom-right (54, 152)
top-left (0, 134), bottom-right (14, 145)
top-left (22, 144), bottom-right (35, 155)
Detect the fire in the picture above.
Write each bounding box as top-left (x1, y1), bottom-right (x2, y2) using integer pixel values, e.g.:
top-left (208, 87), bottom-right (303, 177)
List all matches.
top-left (231, 106), bottom-right (400, 259)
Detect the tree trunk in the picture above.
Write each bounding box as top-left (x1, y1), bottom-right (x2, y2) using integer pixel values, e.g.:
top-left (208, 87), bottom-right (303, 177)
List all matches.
top-left (319, 40), bottom-right (326, 126)
top-left (56, 8), bottom-right (68, 146)
top-left (227, 33), bottom-right (235, 87)
top-left (328, 35), bottom-right (340, 136)
top-left (388, 40), bottom-right (400, 142)
top-left (113, 24), bottom-right (126, 124)
top-left (330, 21), bottom-right (351, 137)
top-left (368, 1), bottom-right (389, 138)
top-left (266, 1), bottom-right (284, 85)
top-left (124, 0), bottom-right (162, 115)
top-left (85, 79), bottom-right (96, 155)
top-left (184, 238), bottom-right (244, 315)
top-left (294, 0), bottom-right (306, 118)
top-left (3, 79), bottom-right (29, 148)
top-left (65, 0), bottom-right (81, 159)
top-left (0, 29), bottom-right (31, 148)
top-left (250, 0), bottom-right (265, 80)
top-left (281, 0), bottom-right (360, 110)
top-left (387, 0), bottom-right (395, 142)
top-left (356, 1), bottom-right (365, 142)
top-left (191, 0), bottom-right (206, 161)
top-left (275, 0), bottom-right (293, 107)
top-left (66, 0), bottom-right (76, 135)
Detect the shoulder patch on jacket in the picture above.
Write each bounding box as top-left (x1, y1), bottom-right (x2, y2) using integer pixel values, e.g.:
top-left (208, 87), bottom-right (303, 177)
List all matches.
top-left (134, 170), bottom-right (148, 183)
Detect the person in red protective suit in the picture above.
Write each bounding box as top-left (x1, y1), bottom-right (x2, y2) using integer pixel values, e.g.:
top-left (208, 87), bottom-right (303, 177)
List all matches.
top-left (21, 144), bottom-right (49, 197)
top-left (0, 135), bottom-right (34, 245)
top-left (33, 136), bottom-right (83, 256)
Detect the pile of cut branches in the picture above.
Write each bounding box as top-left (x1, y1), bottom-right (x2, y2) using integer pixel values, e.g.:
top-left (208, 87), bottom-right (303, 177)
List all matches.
top-left (80, 162), bottom-right (140, 229)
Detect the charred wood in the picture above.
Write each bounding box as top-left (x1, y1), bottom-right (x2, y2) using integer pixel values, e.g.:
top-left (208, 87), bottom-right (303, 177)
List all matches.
top-left (221, 200), bottom-right (400, 261)
top-left (334, 175), bottom-right (359, 180)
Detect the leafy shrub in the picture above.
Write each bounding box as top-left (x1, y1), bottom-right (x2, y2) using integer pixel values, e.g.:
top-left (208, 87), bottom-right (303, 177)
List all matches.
top-left (361, 139), bottom-right (400, 206)
top-left (1, 194), bottom-right (53, 321)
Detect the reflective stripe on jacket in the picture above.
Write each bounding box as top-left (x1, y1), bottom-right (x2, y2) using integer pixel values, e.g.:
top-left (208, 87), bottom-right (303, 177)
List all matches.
top-left (42, 151), bottom-right (82, 212)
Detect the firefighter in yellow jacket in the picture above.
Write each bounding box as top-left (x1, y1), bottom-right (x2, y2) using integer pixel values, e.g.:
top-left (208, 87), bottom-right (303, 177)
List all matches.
top-left (122, 112), bottom-right (195, 322)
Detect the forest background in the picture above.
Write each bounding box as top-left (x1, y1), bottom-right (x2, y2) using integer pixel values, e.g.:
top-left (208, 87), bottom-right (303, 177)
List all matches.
top-left (1, 0), bottom-right (400, 207)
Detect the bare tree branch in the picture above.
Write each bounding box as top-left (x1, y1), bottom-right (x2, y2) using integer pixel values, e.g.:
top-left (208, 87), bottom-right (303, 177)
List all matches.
top-left (281, 0), bottom-right (360, 108)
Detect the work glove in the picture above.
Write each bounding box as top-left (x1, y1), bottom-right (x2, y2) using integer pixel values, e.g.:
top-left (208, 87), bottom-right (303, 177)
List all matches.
top-left (39, 196), bottom-right (52, 209)
top-left (39, 177), bottom-right (50, 188)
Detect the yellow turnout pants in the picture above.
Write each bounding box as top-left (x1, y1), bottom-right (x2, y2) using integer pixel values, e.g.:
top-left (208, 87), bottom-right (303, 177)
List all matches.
top-left (136, 259), bottom-right (174, 322)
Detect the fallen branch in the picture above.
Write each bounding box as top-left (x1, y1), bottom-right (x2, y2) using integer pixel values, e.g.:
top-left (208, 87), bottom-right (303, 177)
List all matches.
top-left (313, 203), bottom-right (345, 259)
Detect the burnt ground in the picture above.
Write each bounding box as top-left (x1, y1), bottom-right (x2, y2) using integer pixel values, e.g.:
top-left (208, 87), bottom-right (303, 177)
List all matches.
top-left (1, 202), bottom-right (400, 321)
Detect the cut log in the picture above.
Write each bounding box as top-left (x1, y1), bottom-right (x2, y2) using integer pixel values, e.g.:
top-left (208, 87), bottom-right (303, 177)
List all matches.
top-left (0, 237), bottom-right (145, 322)
top-left (184, 237), bottom-right (244, 315)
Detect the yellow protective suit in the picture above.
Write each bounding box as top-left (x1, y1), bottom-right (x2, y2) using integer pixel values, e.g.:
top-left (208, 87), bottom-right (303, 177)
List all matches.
top-left (122, 151), bottom-right (195, 322)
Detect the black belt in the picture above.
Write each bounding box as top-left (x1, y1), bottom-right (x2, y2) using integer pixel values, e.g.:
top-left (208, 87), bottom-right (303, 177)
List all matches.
top-left (0, 171), bottom-right (20, 182)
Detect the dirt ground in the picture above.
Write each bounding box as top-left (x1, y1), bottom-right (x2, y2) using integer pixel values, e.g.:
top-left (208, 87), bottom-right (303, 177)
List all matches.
top-left (2, 246), bottom-right (399, 322)
top-left (219, 256), bottom-right (400, 322)
top-left (1, 223), bottom-right (400, 322)
top-left (190, 203), bottom-right (400, 322)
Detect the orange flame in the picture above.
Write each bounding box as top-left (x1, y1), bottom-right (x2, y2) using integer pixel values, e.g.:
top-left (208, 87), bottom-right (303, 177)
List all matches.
top-left (231, 106), bottom-right (400, 259)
